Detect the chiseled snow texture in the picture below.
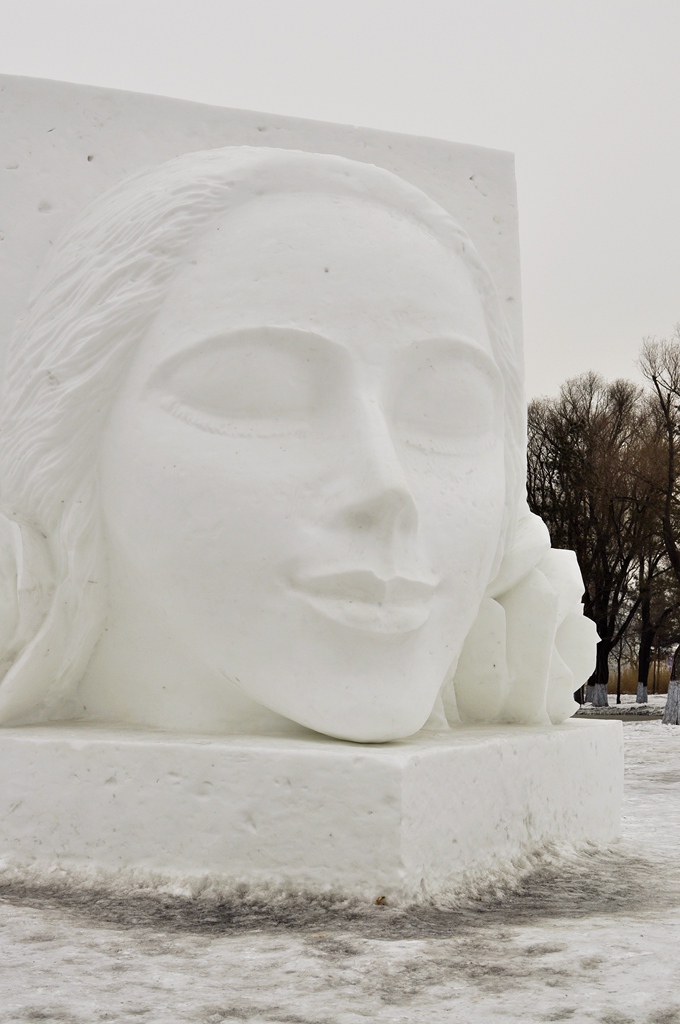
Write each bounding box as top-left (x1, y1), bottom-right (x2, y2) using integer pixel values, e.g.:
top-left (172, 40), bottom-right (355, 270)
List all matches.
top-left (0, 722), bottom-right (678, 1023)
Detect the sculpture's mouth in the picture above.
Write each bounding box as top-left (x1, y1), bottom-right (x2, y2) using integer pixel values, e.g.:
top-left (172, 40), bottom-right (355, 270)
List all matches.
top-left (291, 570), bottom-right (438, 634)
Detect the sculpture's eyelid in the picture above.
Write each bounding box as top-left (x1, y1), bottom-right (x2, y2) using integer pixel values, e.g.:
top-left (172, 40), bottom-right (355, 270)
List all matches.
top-left (407, 336), bottom-right (501, 369)
top-left (402, 432), bottom-right (500, 455)
top-left (395, 347), bottom-right (504, 404)
top-left (161, 397), bottom-right (305, 437)
top-left (147, 346), bottom-right (224, 390)
top-left (162, 397), bottom-right (222, 432)
top-left (146, 327), bottom-right (346, 388)
top-left (396, 341), bottom-right (505, 408)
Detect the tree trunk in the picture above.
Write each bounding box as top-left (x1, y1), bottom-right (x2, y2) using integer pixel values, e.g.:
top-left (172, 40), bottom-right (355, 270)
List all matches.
top-left (587, 640), bottom-right (610, 706)
top-left (616, 646), bottom-right (622, 705)
top-left (662, 680), bottom-right (680, 725)
top-left (637, 633), bottom-right (654, 698)
top-left (637, 579), bottom-right (653, 705)
top-left (672, 645), bottom-right (680, 681)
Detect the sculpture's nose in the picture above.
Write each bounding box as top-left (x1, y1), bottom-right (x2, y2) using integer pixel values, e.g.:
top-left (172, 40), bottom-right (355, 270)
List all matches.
top-left (334, 400), bottom-right (418, 551)
top-left (341, 479), bottom-right (418, 538)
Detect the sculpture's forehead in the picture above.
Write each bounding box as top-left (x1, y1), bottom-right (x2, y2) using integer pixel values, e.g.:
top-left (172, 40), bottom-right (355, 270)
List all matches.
top-left (139, 191), bottom-right (493, 369)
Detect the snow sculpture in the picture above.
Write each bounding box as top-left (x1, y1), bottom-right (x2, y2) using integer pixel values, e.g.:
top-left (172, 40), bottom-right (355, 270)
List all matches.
top-left (0, 147), bottom-right (595, 742)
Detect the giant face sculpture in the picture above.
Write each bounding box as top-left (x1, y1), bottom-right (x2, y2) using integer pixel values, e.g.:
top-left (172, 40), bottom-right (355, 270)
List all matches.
top-left (0, 147), bottom-right (594, 740)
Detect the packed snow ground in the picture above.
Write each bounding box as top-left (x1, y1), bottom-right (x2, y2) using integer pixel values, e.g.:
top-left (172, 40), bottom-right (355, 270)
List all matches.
top-left (0, 722), bottom-right (678, 1024)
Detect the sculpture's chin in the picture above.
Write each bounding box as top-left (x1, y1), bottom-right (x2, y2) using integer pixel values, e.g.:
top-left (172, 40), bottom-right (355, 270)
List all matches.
top-left (285, 714), bottom-right (433, 744)
top-left (256, 685), bottom-right (439, 744)
top-left (205, 596), bottom-right (473, 743)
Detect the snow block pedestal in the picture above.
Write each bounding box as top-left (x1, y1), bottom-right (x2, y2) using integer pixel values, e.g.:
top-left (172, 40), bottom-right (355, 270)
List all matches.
top-left (0, 720), bottom-right (623, 900)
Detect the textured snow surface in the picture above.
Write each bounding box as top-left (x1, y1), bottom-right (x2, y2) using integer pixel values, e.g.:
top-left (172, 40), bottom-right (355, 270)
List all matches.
top-left (0, 722), bottom-right (678, 1023)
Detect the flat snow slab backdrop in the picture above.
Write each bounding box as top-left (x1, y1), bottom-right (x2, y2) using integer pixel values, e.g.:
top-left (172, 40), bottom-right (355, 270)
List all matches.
top-left (0, 73), bottom-right (523, 377)
top-left (0, 721), bottom-right (622, 899)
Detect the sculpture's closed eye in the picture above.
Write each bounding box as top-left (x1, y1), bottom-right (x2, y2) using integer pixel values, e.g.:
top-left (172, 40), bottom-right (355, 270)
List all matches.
top-left (151, 327), bottom-right (335, 438)
top-left (394, 341), bottom-right (504, 456)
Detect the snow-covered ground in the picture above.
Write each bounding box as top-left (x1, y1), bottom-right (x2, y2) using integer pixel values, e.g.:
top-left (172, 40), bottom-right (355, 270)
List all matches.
top-left (579, 694), bottom-right (668, 714)
top-left (0, 722), bottom-right (678, 1024)
top-left (617, 694), bottom-right (668, 706)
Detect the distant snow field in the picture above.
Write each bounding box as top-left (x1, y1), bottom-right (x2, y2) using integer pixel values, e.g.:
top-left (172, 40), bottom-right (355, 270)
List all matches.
top-left (0, 722), bottom-right (678, 1024)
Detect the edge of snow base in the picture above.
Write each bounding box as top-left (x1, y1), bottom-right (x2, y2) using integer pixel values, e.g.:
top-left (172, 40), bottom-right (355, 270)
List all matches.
top-left (0, 838), bottom-right (640, 924)
top-left (0, 721), bottom-right (623, 899)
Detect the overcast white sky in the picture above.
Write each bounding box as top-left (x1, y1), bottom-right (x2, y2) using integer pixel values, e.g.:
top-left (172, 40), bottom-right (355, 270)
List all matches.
top-left (1, 0), bottom-right (679, 397)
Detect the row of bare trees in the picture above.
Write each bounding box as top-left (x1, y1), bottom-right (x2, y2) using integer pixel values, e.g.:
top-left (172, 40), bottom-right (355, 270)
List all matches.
top-left (526, 326), bottom-right (680, 713)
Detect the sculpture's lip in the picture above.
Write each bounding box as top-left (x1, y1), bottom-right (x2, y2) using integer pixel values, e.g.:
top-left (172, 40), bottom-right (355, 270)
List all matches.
top-left (290, 570), bottom-right (438, 634)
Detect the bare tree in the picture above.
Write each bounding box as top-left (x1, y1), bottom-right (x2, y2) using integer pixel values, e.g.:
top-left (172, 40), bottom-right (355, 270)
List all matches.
top-left (639, 327), bottom-right (680, 722)
top-left (633, 548), bottom-right (676, 702)
top-left (528, 333), bottom-right (680, 716)
top-left (527, 374), bottom-right (653, 706)
top-left (639, 329), bottom-right (680, 584)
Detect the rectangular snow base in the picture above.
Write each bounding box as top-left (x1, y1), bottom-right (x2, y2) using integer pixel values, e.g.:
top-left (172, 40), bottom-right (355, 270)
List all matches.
top-left (0, 720), bottom-right (623, 901)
